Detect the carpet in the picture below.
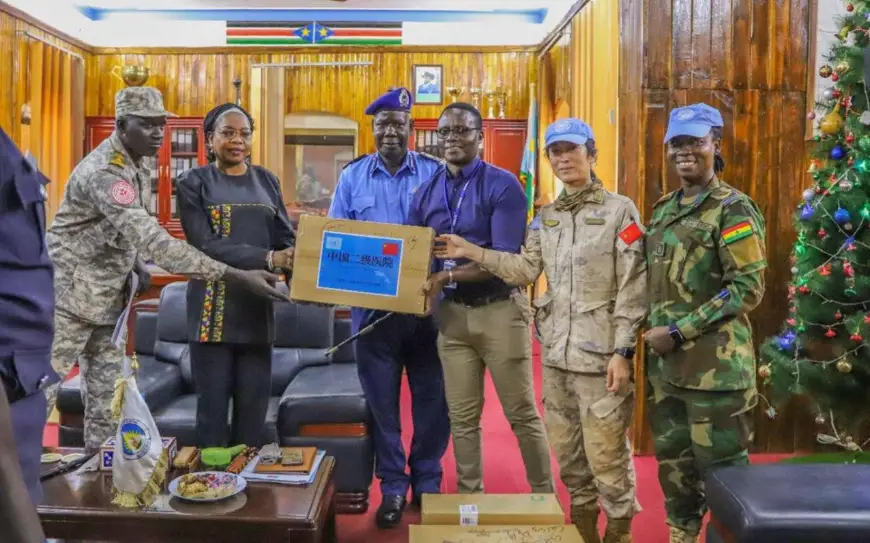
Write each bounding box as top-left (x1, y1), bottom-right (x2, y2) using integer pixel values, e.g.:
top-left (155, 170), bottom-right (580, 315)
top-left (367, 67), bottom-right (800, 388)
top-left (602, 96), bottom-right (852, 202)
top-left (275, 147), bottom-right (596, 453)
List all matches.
top-left (42, 352), bottom-right (788, 543)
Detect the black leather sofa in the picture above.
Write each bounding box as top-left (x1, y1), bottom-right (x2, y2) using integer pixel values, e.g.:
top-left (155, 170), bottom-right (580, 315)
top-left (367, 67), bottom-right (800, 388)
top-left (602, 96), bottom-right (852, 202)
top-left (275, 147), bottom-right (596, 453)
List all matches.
top-left (706, 463), bottom-right (870, 542)
top-left (56, 281), bottom-right (373, 513)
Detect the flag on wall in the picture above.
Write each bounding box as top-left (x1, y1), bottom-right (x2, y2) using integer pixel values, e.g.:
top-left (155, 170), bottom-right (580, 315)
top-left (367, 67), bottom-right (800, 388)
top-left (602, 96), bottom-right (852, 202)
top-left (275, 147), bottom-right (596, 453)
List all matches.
top-left (226, 22), bottom-right (403, 46)
top-left (519, 96), bottom-right (537, 222)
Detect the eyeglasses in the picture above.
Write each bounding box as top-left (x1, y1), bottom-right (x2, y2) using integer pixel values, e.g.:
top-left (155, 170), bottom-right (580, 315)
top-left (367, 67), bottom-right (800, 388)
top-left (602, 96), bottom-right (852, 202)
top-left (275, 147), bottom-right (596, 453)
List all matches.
top-left (216, 128), bottom-right (253, 141)
top-left (436, 126), bottom-right (480, 139)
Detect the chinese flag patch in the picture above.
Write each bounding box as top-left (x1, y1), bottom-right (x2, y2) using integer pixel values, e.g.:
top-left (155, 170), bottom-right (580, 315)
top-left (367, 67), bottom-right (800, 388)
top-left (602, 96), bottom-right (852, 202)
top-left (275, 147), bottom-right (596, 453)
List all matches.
top-left (382, 242), bottom-right (399, 256)
top-left (618, 222), bottom-right (643, 245)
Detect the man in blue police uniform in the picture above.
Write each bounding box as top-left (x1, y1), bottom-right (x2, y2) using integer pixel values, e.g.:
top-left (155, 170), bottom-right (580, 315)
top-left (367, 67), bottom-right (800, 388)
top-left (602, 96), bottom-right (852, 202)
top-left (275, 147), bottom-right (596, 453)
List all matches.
top-left (329, 87), bottom-right (449, 529)
top-left (0, 126), bottom-right (60, 513)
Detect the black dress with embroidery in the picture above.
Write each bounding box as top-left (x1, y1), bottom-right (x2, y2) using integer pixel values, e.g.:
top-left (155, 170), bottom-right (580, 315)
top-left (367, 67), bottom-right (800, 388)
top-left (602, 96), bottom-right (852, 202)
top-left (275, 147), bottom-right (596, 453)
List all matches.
top-left (176, 164), bottom-right (295, 345)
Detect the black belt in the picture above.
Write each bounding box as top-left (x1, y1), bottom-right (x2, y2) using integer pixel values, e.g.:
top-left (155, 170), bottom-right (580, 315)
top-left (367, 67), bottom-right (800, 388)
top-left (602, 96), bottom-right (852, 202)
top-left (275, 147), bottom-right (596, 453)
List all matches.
top-left (443, 289), bottom-right (515, 308)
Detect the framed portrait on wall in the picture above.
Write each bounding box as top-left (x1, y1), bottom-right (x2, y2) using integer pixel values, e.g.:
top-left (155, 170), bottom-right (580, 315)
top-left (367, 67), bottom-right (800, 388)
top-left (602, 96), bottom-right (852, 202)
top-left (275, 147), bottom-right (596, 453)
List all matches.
top-left (413, 64), bottom-right (443, 105)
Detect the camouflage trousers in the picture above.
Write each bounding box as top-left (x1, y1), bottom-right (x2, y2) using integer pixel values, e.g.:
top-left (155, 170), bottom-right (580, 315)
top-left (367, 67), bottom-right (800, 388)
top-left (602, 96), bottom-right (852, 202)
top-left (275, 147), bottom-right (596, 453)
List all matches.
top-left (647, 379), bottom-right (756, 535)
top-left (44, 311), bottom-right (123, 452)
top-left (543, 365), bottom-right (640, 519)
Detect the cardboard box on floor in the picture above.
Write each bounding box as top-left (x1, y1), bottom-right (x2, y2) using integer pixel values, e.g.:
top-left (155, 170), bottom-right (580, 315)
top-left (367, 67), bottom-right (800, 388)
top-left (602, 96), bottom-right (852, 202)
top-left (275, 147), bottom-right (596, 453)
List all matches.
top-left (409, 525), bottom-right (583, 543)
top-left (421, 493), bottom-right (566, 525)
top-left (289, 215), bottom-right (435, 315)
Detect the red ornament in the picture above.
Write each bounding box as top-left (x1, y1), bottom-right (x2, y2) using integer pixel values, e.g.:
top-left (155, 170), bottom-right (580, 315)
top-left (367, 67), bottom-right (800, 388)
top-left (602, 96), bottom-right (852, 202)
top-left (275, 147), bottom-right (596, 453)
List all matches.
top-left (864, 315), bottom-right (870, 324)
top-left (816, 186), bottom-right (824, 194)
top-left (847, 133), bottom-right (856, 144)
top-left (851, 333), bottom-right (863, 342)
top-left (787, 318), bottom-right (796, 326)
top-left (841, 98), bottom-right (851, 108)
top-left (832, 90), bottom-right (842, 99)
top-left (847, 3), bottom-right (855, 12)
top-left (844, 261), bottom-right (855, 277)
top-left (835, 310), bottom-right (843, 320)
top-left (820, 263), bottom-right (832, 275)
top-left (826, 328), bottom-right (837, 338)
top-left (848, 243), bottom-right (857, 252)
top-left (800, 285), bottom-right (811, 294)
top-left (833, 74), bottom-right (840, 82)
top-left (818, 228), bottom-right (828, 240)
top-left (808, 111), bottom-right (817, 120)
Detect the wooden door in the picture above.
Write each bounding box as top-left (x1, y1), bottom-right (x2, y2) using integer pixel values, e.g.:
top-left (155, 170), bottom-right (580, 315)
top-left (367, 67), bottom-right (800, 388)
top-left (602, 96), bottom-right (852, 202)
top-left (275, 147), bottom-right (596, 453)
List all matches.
top-left (484, 122), bottom-right (527, 178)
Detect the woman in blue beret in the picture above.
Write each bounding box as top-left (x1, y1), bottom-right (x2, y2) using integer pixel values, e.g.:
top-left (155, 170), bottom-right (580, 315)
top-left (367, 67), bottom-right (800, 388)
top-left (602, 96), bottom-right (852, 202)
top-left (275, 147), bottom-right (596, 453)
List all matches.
top-left (434, 117), bottom-right (647, 543)
top-left (642, 103), bottom-right (767, 543)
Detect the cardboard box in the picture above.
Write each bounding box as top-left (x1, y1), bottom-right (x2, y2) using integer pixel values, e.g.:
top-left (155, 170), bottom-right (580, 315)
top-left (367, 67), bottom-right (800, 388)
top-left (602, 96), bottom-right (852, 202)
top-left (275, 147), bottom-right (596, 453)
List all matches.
top-left (409, 525), bottom-right (583, 543)
top-left (100, 436), bottom-right (178, 472)
top-left (290, 215), bottom-right (435, 315)
top-left (421, 494), bottom-right (566, 526)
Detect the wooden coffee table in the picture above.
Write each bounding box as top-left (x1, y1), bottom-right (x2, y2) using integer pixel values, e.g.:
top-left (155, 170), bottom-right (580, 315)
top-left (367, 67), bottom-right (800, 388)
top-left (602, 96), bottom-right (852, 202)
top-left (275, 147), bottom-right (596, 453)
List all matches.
top-left (37, 448), bottom-right (337, 542)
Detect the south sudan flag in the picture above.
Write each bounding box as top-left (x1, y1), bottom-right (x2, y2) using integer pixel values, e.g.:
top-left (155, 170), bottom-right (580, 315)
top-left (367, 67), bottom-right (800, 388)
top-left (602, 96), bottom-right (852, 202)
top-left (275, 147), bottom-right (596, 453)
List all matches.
top-left (226, 22), bottom-right (403, 46)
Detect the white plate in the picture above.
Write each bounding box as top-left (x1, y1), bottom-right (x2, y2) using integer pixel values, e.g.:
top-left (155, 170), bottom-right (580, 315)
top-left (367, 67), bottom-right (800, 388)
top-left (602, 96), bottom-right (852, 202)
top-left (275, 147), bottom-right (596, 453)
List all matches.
top-left (168, 471), bottom-right (247, 503)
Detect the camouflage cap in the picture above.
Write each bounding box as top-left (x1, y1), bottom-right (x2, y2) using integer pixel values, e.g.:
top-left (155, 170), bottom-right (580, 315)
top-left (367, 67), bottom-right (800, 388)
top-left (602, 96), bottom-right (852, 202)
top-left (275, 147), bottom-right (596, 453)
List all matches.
top-left (114, 87), bottom-right (177, 119)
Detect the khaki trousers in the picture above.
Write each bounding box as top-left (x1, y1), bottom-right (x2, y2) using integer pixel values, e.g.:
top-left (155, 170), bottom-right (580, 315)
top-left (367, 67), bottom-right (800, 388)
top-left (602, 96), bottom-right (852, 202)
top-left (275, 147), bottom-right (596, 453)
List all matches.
top-left (543, 366), bottom-right (640, 519)
top-left (436, 297), bottom-right (554, 494)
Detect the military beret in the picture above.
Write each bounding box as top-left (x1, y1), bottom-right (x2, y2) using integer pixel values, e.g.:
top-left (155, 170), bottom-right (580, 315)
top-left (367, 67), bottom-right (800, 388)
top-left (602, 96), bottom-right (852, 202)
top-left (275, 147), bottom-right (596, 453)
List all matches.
top-left (365, 87), bottom-right (413, 115)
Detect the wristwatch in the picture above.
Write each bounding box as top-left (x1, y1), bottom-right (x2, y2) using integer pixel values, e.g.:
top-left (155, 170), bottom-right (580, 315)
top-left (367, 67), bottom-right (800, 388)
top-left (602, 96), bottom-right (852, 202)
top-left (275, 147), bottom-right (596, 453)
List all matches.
top-left (668, 323), bottom-right (685, 346)
top-left (614, 348), bottom-right (635, 359)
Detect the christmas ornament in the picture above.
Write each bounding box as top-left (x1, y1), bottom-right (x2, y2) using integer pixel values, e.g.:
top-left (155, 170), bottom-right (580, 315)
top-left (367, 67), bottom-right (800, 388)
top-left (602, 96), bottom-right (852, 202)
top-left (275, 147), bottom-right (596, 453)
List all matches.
top-left (803, 188), bottom-right (815, 202)
top-left (830, 145), bottom-right (845, 160)
top-left (807, 111), bottom-right (816, 120)
top-left (836, 60), bottom-right (851, 74)
top-left (835, 310), bottom-right (843, 320)
top-left (799, 285), bottom-right (811, 294)
top-left (837, 26), bottom-right (852, 41)
top-left (846, 133), bottom-right (855, 144)
top-left (758, 365), bottom-right (771, 379)
top-left (778, 330), bottom-right (797, 351)
top-left (800, 205), bottom-right (814, 220)
top-left (847, 3), bottom-right (854, 12)
top-left (826, 328), bottom-right (836, 338)
top-left (833, 73), bottom-right (840, 82)
top-left (864, 314), bottom-right (870, 324)
top-left (860, 111), bottom-right (870, 125)
top-left (832, 90), bottom-right (842, 99)
top-left (836, 359), bottom-right (852, 373)
top-left (835, 207), bottom-right (852, 224)
top-left (844, 261), bottom-right (855, 277)
top-left (818, 229), bottom-right (828, 240)
top-left (823, 88), bottom-right (836, 101)
top-left (820, 64), bottom-right (833, 78)
top-left (791, 266), bottom-right (799, 274)
top-left (820, 106), bottom-right (845, 135)
top-left (851, 332), bottom-right (863, 342)
top-left (841, 179), bottom-right (854, 191)
top-left (815, 414), bottom-right (826, 425)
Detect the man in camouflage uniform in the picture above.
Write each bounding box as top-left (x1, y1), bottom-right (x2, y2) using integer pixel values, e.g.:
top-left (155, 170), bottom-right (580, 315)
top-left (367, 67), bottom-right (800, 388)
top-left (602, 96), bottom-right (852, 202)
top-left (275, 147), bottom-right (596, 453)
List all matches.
top-left (434, 119), bottom-right (647, 543)
top-left (642, 104), bottom-right (767, 543)
top-left (45, 87), bottom-right (287, 452)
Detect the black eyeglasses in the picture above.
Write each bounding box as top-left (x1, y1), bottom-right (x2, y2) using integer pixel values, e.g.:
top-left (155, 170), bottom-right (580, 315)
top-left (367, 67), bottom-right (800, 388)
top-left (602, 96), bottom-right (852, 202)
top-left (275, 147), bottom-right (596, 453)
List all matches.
top-left (436, 126), bottom-right (481, 139)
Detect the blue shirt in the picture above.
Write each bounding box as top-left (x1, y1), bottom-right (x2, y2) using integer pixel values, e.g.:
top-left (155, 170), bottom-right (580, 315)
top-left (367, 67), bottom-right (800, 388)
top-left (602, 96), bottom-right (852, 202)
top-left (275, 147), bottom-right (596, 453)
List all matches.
top-left (328, 151), bottom-right (442, 225)
top-left (408, 157), bottom-right (527, 300)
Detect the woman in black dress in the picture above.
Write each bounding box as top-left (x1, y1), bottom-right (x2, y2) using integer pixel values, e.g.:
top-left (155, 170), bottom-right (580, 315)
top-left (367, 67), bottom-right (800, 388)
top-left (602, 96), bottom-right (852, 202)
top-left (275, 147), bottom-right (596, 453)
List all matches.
top-left (176, 103), bottom-right (296, 447)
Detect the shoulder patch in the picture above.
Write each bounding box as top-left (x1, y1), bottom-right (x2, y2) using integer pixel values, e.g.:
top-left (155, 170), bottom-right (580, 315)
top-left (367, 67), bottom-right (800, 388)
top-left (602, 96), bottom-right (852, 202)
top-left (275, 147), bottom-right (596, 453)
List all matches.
top-left (618, 221), bottom-right (644, 245)
top-left (543, 219), bottom-right (560, 228)
top-left (721, 221), bottom-right (753, 244)
top-left (111, 180), bottom-right (137, 206)
top-left (109, 151), bottom-right (126, 169)
top-left (342, 155), bottom-right (368, 171)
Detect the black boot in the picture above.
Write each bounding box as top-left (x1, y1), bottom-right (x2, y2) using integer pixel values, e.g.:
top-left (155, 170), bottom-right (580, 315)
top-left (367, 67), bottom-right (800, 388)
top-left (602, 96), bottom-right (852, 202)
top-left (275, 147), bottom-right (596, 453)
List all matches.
top-left (376, 495), bottom-right (407, 529)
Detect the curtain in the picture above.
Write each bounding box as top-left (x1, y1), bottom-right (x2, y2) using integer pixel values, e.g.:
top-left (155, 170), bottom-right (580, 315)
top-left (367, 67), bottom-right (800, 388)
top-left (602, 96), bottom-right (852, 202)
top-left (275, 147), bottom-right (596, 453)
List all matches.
top-left (23, 38), bottom-right (84, 222)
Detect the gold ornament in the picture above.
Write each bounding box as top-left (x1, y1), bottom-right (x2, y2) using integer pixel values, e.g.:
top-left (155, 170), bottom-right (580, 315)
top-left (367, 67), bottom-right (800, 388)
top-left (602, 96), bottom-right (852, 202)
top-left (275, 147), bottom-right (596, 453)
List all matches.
top-left (837, 25), bottom-right (852, 41)
top-left (836, 359), bottom-right (853, 373)
top-left (819, 105), bottom-right (845, 135)
top-left (814, 414), bottom-right (826, 425)
top-left (835, 60), bottom-right (851, 75)
top-left (819, 64), bottom-right (833, 78)
top-left (758, 365), bottom-right (771, 379)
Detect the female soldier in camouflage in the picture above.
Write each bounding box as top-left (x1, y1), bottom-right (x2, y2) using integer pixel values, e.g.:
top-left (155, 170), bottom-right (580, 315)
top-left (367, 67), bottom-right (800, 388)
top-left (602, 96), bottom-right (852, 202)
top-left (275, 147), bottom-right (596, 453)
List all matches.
top-left (642, 104), bottom-right (767, 543)
top-left (434, 118), bottom-right (647, 543)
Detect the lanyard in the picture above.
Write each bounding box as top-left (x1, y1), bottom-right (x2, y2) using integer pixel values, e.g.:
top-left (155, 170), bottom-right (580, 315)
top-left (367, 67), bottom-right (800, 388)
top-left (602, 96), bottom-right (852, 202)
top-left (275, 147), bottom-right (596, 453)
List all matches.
top-left (442, 161), bottom-right (482, 234)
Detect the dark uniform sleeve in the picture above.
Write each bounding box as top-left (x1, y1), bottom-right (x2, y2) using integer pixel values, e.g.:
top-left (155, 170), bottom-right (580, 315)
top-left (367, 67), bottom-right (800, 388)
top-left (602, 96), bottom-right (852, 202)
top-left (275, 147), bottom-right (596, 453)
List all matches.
top-left (675, 195), bottom-right (767, 340)
top-left (175, 170), bottom-right (269, 270)
top-left (84, 170), bottom-right (227, 280)
top-left (262, 169), bottom-right (296, 250)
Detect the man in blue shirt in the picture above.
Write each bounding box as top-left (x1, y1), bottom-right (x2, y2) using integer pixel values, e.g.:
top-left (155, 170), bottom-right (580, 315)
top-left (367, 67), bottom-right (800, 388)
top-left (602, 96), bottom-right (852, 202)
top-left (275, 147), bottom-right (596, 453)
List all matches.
top-left (412, 103), bottom-right (553, 495)
top-left (0, 126), bottom-right (58, 540)
top-left (328, 87), bottom-right (449, 528)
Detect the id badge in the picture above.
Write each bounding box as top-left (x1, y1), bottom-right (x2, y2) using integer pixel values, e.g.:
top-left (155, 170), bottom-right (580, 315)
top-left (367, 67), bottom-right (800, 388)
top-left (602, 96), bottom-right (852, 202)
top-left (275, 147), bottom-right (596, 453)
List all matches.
top-left (443, 259), bottom-right (457, 289)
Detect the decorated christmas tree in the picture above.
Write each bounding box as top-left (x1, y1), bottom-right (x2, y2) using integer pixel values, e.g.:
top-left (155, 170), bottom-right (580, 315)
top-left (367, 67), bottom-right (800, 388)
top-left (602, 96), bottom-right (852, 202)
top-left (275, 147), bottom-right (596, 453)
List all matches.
top-left (761, 0), bottom-right (870, 452)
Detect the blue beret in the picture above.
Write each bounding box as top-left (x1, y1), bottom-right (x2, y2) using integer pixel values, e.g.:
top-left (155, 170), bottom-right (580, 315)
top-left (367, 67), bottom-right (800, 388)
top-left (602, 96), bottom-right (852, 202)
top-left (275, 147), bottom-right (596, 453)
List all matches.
top-left (544, 118), bottom-right (595, 148)
top-left (664, 103), bottom-right (724, 143)
top-left (365, 87), bottom-right (413, 115)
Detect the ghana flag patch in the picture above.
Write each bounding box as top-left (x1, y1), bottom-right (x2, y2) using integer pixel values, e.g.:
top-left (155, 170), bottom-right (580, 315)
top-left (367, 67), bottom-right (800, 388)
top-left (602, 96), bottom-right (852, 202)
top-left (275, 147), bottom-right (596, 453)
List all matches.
top-left (722, 221), bottom-right (753, 244)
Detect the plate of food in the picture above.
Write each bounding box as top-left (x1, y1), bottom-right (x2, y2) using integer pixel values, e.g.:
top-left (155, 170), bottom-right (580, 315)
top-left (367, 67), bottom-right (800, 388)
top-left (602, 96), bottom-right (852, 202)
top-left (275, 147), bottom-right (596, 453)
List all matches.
top-left (169, 471), bottom-right (247, 503)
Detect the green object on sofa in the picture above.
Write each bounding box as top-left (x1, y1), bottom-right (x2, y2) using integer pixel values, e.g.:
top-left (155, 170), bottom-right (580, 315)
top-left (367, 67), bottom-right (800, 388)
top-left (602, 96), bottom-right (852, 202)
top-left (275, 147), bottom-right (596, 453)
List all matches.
top-left (200, 445), bottom-right (247, 469)
top-left (780, 452), bottom-right (870, 464)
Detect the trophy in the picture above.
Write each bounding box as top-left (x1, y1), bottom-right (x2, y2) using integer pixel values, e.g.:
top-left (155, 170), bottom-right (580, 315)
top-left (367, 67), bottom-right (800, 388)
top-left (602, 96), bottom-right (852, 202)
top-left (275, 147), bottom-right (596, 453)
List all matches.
top-left (495, 87), bottom-right (510, 119)
top-left (446, 86), bottom-right (462, 103)
top-left (484, 89), bottom-right (496, 119)
top-left (469, 88), bottom-right (482, 110)
top-left (111, 64), bottom-right (150, 87)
